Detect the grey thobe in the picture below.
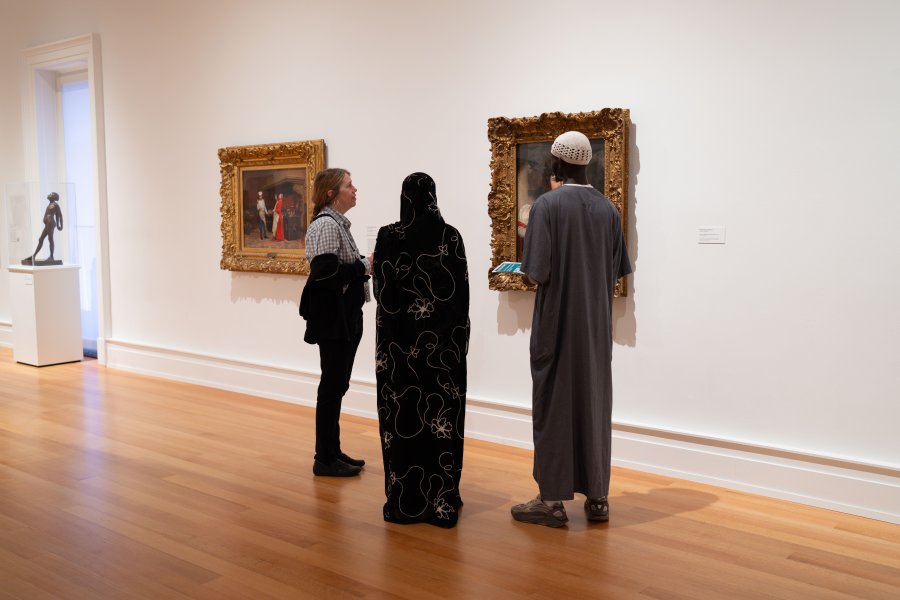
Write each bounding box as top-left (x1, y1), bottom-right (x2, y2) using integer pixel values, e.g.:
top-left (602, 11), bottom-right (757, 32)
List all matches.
top-left (520, 184), bottom-right (632, 500)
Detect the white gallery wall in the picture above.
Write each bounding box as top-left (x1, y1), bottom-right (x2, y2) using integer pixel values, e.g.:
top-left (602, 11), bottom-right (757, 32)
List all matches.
top-left (0, 1), bottom-right (28, 343)
top-left (1, 0), bottom-right (898, 522)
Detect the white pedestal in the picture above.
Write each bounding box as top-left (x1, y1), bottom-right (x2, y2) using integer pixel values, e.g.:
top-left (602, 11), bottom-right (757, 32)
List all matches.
top-left (9, 265), bottom-right (83, 366)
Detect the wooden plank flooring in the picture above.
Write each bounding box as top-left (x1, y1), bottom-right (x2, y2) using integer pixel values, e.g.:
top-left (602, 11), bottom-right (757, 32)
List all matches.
top-left (1, 348), bottom-right (898, 599)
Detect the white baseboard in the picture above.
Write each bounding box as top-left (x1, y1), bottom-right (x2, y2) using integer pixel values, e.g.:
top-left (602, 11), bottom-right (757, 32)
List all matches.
top-left (0, 320), bottom-right (12, 348)
top-left (105, 338), bottom-right (327, 407)
top-left (104, 339), bottom-right (899, 525)
top-left (610, 425), bottom-right (899, 524)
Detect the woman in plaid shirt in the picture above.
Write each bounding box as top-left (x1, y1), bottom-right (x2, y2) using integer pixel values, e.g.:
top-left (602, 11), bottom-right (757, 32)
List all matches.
top-left (302, 168), bottom-right (372, 477)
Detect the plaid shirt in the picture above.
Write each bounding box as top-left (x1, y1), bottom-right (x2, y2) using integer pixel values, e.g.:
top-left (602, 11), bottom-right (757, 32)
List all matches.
top-left (306, 206), bottom-right (371, 302)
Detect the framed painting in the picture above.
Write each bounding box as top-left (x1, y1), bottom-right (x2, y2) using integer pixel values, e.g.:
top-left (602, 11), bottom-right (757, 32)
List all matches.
top-left (487, 109), bottom-right (630, 295)
top-left (219, 139), bottom-right (325, 274)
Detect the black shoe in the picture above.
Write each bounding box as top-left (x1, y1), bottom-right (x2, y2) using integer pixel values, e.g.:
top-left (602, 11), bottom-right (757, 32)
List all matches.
top-left (585, 497), bottom-right (609, 522)
top-left (511, 495), bottom-right (568, 528)
top-left (313, 458), bottom-right (361, 477)
top-left (337, 452), bottom-right (365, 467)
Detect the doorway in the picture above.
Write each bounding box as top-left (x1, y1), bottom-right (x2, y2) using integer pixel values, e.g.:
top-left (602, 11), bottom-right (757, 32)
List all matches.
top-left (59, 73), bottom-right (98, 356)
top-left (22, 34), bottom-right (110, 362)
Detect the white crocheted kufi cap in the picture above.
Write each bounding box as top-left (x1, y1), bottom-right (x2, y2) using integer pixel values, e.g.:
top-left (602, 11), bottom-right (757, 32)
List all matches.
top-left (550, 131), bottom-right (592, 165)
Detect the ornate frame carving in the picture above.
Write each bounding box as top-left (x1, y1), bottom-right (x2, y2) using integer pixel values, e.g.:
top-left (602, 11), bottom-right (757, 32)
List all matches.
top-left (219, 140), bottom-right (325, 274)
top-left (487, 109), bottom-right (630, 295)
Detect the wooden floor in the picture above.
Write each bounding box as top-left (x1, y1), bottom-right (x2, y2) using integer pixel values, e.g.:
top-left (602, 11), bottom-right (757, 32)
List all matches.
top-left (1, 349), bottom-right (898, 599)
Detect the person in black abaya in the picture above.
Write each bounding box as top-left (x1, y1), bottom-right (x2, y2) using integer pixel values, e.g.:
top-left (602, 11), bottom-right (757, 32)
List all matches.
top-left (373, 172), bottom-right (470, 528)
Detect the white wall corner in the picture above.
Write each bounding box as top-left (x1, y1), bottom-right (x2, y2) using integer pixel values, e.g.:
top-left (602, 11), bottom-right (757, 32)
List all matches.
top-left (103, 340), bottom-right (900, 525)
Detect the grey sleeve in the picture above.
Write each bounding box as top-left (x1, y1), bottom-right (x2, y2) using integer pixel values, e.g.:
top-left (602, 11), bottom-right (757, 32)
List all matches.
top-left (521, 200), bottom-right (551, 285)
top-left (613, 213), bottom-right (632, 279)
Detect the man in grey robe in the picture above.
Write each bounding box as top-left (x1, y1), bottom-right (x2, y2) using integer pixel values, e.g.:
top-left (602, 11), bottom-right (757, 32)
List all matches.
top-left (511, 131), bottom-right (632, 528)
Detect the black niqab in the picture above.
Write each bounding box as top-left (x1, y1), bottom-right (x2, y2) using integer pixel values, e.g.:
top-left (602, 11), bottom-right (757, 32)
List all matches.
top-left (373, 172), bottom-right (470, 528)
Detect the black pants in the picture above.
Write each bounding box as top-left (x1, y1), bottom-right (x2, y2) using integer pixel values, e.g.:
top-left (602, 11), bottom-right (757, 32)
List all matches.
top-left (314, 312), bottom-right (363, 463)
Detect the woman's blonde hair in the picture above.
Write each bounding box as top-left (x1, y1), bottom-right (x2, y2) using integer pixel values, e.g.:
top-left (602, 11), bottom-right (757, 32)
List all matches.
top-left (312, 168), bottom-right (350, 216)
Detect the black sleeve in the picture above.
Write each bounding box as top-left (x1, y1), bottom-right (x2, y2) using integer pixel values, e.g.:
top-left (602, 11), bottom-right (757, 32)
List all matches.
top-left (308, 253), bottom-right (365, 290)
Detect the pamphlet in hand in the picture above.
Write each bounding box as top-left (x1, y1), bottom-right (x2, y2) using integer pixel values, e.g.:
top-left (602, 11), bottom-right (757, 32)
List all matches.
top-left (492, 261), bottom-right (523, 274)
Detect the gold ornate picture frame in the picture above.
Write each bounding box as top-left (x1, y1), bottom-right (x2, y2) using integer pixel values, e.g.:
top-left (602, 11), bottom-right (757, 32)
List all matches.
top-left (219, 140), bottom-right (325, 274)
top-left (487, 109), bottom-right (630, 295)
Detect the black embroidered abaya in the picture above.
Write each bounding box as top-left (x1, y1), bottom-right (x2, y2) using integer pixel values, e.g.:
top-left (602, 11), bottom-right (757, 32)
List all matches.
top-left (373, 173), bottom-right (469, 528)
